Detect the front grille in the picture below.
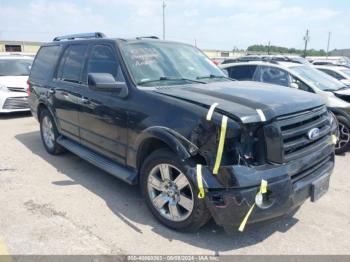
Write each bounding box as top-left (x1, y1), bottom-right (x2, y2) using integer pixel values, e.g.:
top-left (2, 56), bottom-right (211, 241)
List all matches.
top-left (3, 97), bottom-right (29, 110)
top-left (278, 106), bottom-right (331, 162)
top-left (264, 106), bottom-right (332, 163)
top-left (7, 87), bottom-right (26, 92)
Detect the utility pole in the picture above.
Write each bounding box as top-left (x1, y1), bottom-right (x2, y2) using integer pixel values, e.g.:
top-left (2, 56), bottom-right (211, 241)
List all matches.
top-left (267, 41), bottom-right (271, 55)
top-left (326, 32), bottom-right (332, 59)
top-left (162, 0), bottom-right (166, 40)
top-left (303, 29), bottom-right (310, 57)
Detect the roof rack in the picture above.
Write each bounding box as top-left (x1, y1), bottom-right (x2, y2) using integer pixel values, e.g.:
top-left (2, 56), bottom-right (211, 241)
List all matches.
top-left (53, 32), bottom-right (106, 41)
top-left (135, 36), bottom-right (159, 40)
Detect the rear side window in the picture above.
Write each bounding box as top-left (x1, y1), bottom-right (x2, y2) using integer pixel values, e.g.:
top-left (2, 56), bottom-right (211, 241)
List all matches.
top-left (227, 65), bottom-right (258, 80)
top-left (57, 44), bottom-right (88, 83)
top-left (30, 45), bottom-right (61, 83)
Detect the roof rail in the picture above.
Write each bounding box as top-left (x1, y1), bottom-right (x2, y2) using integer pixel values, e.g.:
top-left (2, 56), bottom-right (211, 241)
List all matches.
top-left (53, 32), bottom-right (106, 41)
top-left (136, 36), bottom-right (159, 40)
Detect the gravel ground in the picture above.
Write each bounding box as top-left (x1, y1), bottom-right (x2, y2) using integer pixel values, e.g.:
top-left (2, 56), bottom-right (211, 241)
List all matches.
top-left (0, 112), bottom-right (349, 255)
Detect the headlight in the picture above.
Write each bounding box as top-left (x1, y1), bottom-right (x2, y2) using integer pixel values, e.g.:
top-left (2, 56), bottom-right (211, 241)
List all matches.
top-left (0, 84), bottom-right (8, 92)
top-left (328, 111), bottom-right (339, 136)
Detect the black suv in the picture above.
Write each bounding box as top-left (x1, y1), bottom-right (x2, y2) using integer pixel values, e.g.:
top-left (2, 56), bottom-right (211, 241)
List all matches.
top-left (28, 33), bottom-right (335, 233)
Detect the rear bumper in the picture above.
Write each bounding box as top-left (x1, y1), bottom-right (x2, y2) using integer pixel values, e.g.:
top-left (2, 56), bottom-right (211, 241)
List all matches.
top-left (202, 142), bottom-right (335, 232)
top-left (0, 92), bottom-right (29, 113)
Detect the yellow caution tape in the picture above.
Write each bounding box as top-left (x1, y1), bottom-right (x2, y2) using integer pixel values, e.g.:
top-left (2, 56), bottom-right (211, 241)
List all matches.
top-left (196, 164), bottom-right (205, 199)
top-left (206, 103), bottom-right (219, 121)
top-left (213, 115), bottom-right (228, 175)
top-left (238, 179), bottom-right (268, 232)
top-left (331, 134), bottom-right (337, 145)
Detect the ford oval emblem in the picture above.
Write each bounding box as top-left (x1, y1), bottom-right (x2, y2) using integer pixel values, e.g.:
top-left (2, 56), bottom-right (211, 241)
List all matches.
top-left (307, 128), bottom-right (321, 140)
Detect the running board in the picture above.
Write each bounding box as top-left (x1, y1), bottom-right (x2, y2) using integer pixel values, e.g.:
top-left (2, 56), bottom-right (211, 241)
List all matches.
top-left (57, 136), bottom-right (137, 185)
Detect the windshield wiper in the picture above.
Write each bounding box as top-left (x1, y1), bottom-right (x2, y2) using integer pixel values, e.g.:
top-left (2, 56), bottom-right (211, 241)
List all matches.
top-left (196, 74), bottom-right (234, 81)
top-left (137, 76), bottom-right (206, 85)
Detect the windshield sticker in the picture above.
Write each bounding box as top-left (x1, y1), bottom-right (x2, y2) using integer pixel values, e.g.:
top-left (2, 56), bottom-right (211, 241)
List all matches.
top-left (129, 47), bottom-right (160, 66)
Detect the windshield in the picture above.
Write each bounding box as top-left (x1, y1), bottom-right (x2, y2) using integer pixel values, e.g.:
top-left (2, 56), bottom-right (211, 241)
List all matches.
top-left (340, 68), bottom-right (350, 77)
top-left (291, 65), bottom-right (345, 91)
top-left (0, 59), bottom-right (33, 76)
top-left (119, 41), bottom-right (227, 87)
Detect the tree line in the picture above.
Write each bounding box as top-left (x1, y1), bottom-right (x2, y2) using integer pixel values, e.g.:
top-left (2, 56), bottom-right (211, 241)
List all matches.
top-left (247, 44), bottom-right (327, 56)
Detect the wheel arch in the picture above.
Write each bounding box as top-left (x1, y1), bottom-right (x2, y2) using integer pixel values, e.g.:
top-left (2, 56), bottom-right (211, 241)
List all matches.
top-left (134, 126), bottom-right (200, 171)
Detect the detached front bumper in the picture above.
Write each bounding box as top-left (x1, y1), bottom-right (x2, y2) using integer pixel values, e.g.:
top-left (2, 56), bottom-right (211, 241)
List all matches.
top-left (200, 142), bottom-right (334, 232)
top-left (0, 92), bottom-right (29, 113)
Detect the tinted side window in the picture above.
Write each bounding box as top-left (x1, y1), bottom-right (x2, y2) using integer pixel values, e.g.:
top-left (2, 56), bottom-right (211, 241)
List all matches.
top-left (30, 45), bottom-right (62, 83)
top-left (228, 65), bottom-right (258, 80)
top-left (87, 45), bottom-right (124, 81)
top-left (58, 44), bottom-right (88, 83)
top-left (319, 69), bottom-right (344, 80)
top-left (259, 66), bottom-right (290, 86)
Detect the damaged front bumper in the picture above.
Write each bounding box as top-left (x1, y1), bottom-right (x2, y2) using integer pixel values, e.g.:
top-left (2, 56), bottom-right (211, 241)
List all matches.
top-left (195, 142), bottom-right (334, 233)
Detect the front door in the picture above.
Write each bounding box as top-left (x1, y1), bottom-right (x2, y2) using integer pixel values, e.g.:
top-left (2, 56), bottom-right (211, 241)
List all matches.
top-left (79, 43), bottom-right (129, 164)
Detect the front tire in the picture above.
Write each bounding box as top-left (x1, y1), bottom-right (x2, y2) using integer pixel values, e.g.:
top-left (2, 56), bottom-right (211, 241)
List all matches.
top-left (40, 109), bottom-right (64, 155)
top-left (335, 115), bottom-right (350, 154)
top-left (140, 149), bottom-right (211, 232)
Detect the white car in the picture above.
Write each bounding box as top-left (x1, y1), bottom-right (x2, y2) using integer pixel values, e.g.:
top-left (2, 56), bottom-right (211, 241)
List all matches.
top-left (0, 54), bottom-right (33, 113)
top-left (220, 60), bottom-right (350, 154)
top-left (315, 65), bottom-right (350, 87)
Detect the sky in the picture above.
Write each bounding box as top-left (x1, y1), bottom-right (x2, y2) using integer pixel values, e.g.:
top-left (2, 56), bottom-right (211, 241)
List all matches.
top-left (0, 0), bottom-right (349, 51)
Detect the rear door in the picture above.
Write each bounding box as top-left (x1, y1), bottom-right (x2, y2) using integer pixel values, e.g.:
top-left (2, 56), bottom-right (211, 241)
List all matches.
top-left (78, 43), bottom-right (128, 164)
top-left (52, 44), bottom-right (88, 142)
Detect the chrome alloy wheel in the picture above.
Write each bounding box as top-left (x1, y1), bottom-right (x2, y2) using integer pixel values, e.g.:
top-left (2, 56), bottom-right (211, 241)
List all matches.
top-left (336, 122), bottom-right (350, 151)
top-left (147, 164), bottom-right (194, 222)
top-left (42, 116), bottom-right (55, 149)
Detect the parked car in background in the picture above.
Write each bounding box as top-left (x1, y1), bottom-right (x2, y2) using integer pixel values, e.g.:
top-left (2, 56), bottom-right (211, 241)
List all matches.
top-left (222, 55), bottom-right (310, 65)
top-left (28, 33), bottom-right (335, 233)
top-left (220, 60), bottom-right (349, 154)
top-left (315, 65), bottom-right (350, 87)
top-left (307, 56), bottom-right (350, 68)
top-left (0, 54), bottom-right (33, 113)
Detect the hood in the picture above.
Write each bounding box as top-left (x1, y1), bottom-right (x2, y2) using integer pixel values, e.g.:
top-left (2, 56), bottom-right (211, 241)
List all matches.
top-left (0, 76), bottom-right (28, 91)
top-left (154, 81), bottom-right (325, 123)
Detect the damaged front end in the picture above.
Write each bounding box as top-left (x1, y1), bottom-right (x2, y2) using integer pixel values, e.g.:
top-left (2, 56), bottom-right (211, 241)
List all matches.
top-left (186, 106), bottom-right (335, 233)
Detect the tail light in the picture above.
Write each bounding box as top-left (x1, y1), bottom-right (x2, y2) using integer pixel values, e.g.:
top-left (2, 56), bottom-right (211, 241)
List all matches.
top-left (26, 80), bottom-right (31, 96)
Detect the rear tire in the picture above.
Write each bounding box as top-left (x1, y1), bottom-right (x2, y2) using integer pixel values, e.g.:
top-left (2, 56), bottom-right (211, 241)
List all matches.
top-left (39, 109), bottom-right (65, 155)
top-left (335, 115), bottom-right (350, 154)
top-left (140, 148), bottom-right (211, 232)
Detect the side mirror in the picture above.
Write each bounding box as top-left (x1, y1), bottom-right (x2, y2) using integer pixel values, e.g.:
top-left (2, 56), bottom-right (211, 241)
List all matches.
top-left (88, 73), bottom-right (128, 97)
top-left (290, 82), bottom-right (299, 89)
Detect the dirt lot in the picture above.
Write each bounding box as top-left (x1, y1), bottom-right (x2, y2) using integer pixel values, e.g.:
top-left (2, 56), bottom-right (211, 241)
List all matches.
top-left (0, 112), bottom-right (349, 255)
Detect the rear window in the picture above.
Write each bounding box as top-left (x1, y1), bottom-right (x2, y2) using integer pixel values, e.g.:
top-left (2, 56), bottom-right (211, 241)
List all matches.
top-left (30, 45), bottom-right (62, 83)
top-left (228, 65), bottom-right (258, 80)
